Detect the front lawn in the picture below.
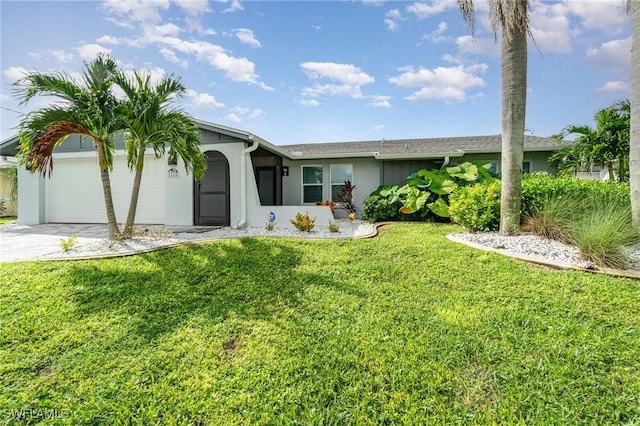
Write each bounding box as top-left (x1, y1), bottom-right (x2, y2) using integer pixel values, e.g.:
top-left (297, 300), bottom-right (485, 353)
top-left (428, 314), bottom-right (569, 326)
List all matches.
top-left (1, 223), bottom-right (639, 424)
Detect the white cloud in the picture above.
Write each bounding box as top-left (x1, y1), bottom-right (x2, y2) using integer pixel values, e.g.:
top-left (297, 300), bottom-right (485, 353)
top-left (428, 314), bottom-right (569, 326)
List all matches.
top-left (0, 94), bottom-right (9, 101)
top-left (101, 0), bottom-right (170, 26)
top-left (226, 113), bottom-right (241, 123)
top-left (96, 35), bottom-right (121, 45)
top-left (77, 44), bottom-right (112, 61)
top-left (455, 35), bottom-right (499, 57)
top-left (222, 0), bottom-right (243, 13)
top-left (594, 80), bottom-right (630, 96)
top-left (405, 0), bottom-right (456, 19)
top-left (362, 0), bottom-right (385, 6)
top-left (186, 89), bottom-right (225, 108)
top-left (564, 0), bottom-right (628, 35)
top-left (422, 21), bottom-right (448, 43)
top-left (529, 1), bottom-right (572, 54)
top-left (4, 66), bottom-right (29, 83)
top-left (299, 99), bottom-right (319, 106)
top-left (389, 64), bottom-right (487, 102)
top-left (234, 28), bottom-right (261, 48)
top-left (586, 37), bottom-right (631, 71)
top-left (384, 9), bottom-right (403, 32)
top-left (249, 109), bottom-right (264, 118)
top-left (159, 48), bottom-right (189, 67)
top-left (369, 95), bottom-right (392, 108)
top-left (173, 0), bottom-right (209, 16)
top-left (300, 62), bottom-right (374, 100)
top-left (29, 49), bottom-right (75, 63)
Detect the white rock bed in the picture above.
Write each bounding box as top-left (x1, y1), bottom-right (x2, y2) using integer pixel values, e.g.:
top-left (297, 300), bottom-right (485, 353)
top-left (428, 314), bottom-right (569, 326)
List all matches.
top-left (45, 220), bottom-right (376, 259)
top-left (453, 232), bottom-right (597, 270)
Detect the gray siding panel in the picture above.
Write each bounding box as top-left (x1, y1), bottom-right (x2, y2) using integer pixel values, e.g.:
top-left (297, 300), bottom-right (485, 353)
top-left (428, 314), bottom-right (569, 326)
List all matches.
top-left (382, 160), bottom-right (439, 186)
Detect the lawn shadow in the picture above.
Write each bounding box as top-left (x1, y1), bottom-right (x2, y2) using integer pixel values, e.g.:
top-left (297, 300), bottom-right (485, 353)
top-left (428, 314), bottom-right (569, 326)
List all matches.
top-left (66, 237), bottom-right (354, 342)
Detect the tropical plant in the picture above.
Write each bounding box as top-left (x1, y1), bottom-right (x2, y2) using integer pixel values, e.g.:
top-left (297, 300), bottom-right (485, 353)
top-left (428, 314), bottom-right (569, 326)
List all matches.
top-left (113, 70), bottom-right (206, 238)
top-left (336, 180), bottom-right (357, 215)
top-left (290, 212), bottom-right (315, 232)
top-left (458, 0), bottom-right (531, 235)
top-left (551, 100), bottom-right (630, 181)
top-left (629, 0), bottom-right (640, 224)
top-left (14, 55), bottom-right (123, 239)
top-left (315, 200), bottom-right (337, 214)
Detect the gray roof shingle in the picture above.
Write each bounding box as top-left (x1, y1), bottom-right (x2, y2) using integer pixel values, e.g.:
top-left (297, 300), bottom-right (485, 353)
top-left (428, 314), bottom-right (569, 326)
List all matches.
top-left (279, 135), bottom-right (571, 158)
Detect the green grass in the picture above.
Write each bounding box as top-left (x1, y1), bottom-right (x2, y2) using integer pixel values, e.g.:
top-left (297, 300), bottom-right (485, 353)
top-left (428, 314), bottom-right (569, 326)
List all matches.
top-left (1, 223), bottom-right (639, 425)
top-left (0, 216), bottom-right (16, 224)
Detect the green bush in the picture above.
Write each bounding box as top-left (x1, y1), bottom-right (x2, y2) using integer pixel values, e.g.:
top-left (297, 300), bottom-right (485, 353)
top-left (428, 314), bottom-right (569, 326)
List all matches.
top-left (521, 173), bottom-right (629, 218)
top-left (362, 195), bottom-right (401, 222)
top-left (449, 183), bottom-right (501, 232)
top-left (290, 212), bottom-right (316, 232)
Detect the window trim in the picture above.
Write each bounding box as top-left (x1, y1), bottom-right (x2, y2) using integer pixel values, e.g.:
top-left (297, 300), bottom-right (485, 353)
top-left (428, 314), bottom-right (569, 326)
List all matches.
top-left (301, 165), bottom-right (324, 204)
top-left (487, 160), bottom-right (532, 174)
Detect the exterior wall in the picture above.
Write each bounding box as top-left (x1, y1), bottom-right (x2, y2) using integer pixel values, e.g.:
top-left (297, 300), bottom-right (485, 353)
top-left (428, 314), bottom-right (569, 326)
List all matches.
top-left (454, 152), bottom-right (555, 173)
top-left (382, 159), bottom-right (441, 186)
top-left (17, 165), bottom-right (45, 225)
top-left (282, 157), bottom-right (381, 218)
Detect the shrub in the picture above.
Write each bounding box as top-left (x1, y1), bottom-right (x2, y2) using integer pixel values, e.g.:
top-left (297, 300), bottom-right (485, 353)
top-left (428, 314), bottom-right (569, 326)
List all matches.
top-left (328, 221), bottom-right (340, 233)
top-left (568, 196), bottom-right (640, 269)
top-left (290, 212), bottom-right (316, 232)
top-left (362, 195), bottom-right (401, 222)
top-left (522, 194), bottom-right (582, 243)
top-left (315, 200), bottom-right (336, 213)
top-left (336, 180), bottom-right (357, 215)
top-left (449, 183), bottom-right (501, 232)
top-left (521, 173), bottom-right (629, 218)
top-left (60, 234), bottom-right (78, 252)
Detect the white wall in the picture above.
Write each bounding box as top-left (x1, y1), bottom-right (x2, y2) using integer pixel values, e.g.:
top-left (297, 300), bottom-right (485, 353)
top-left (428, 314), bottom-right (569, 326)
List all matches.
top-left (17, 165), bottom-right (45, 225)
top-left (45, 152), bottom-right (165, 224)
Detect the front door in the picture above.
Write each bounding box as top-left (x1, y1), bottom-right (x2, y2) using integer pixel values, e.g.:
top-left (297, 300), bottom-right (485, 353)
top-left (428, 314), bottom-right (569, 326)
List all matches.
top-left (256, 167), bottom-right (276, 206)
top-left (194, 151), bottom-right (230, 226)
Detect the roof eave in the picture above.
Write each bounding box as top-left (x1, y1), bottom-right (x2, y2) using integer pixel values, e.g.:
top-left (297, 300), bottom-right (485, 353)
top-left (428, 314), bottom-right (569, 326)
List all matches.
top-left (373, 152), bottom-right (464, 160)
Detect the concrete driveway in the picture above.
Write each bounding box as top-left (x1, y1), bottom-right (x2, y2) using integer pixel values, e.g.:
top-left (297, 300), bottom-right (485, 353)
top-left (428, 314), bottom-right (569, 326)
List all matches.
top-left (0, 223), bottom-right (110, 262)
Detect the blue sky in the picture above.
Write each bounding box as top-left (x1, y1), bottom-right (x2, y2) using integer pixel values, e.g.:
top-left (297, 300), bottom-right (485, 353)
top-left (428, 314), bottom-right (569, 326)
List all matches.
top-left (0, 0), bottom-right (631, 145)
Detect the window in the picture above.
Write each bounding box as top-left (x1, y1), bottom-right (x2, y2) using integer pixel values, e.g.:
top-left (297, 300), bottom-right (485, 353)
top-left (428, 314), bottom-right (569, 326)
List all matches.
top-left (302, 165), bottom-right (323, 203)
top-left (487, 161), bottom-right (531, 174)
top-left (330, 164), bottom-right (353, 202)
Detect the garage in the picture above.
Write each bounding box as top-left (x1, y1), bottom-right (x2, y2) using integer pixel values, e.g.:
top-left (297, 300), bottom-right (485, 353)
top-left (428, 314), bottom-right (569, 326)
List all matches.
top-left (46, 154), bottom-right (166, 224)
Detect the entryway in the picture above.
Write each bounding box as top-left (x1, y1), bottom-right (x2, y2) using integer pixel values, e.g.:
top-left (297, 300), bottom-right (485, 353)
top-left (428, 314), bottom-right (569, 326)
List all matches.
top-left (194, 151), bottom-right (230, 226)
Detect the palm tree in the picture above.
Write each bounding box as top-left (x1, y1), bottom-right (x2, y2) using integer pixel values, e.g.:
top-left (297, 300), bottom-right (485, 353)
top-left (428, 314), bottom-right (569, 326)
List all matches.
top-left (552, 100), bottom-right (630, 182)
top-left (113, 71), bottom-right (206, 238)
top-left (15, 55), bottom-right (123, 239)
top-left (458, 0), bottom-right (530, 235)
top-left (629, 0), bottom-right (640, 224)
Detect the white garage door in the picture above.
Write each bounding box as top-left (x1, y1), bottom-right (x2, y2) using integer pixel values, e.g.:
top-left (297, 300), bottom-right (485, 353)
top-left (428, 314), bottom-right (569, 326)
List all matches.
top-left (46, 154), bottom-right (166, 224)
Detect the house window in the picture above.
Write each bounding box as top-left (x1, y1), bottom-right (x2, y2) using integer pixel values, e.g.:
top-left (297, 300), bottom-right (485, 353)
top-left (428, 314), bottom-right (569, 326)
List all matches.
top-left (302, 165), bottom-right (323, 203)
top-left (330, 164), bottom-right (353, 202)
top-left (487, 161), bottom-right (531, 174)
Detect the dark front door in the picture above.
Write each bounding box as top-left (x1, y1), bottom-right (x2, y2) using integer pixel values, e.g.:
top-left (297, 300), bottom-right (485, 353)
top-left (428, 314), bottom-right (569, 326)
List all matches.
top-left (194, 151), bottom-right (230, 226)
top-left (256, 167), bottom-right (276, 206)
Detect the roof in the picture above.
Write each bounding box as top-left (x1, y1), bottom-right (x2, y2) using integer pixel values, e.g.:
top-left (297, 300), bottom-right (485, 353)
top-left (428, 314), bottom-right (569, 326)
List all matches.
top-left (0, 121), bottom-right (572, 161)
top-left (279, 135), bottom-right (573, 160)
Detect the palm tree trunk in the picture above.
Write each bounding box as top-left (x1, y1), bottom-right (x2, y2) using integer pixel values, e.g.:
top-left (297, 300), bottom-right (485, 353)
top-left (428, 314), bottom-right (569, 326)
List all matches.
top-left (607, 162), bottom-right (616, 181)
top-left (96, 140), bottom-right (120, 240)
top-left (122, 144), bottom-right (146, 238)
top-left (499, 26), bottom-right (527, 236)
top-left (631, 1), bottom-right (640, 224)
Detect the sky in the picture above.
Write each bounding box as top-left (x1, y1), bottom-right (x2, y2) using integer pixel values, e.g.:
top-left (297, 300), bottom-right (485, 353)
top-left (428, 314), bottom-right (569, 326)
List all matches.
top-left (0, 0), bottom-right (632, 146)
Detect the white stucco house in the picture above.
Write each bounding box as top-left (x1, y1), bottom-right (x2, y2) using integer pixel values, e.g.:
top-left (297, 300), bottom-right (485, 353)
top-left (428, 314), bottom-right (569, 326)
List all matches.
top-left (0, 119), bottom-right (570, 229)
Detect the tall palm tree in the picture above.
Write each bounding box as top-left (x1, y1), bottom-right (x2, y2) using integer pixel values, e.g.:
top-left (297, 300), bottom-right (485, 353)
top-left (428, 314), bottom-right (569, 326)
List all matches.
top-left (15, 55), bottom-right (123, 239)
top-left (629, 0), bottom-right (640, 224)
top-left (113, 70), bottom-right (206, 238)
top-left (458, 0), bottom-right (530, 235)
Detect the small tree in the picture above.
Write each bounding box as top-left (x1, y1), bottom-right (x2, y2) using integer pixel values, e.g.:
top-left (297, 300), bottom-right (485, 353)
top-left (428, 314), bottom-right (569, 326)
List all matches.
top-left (113, 70), bottom-right (206, 238)
top-left (14, 55), bottom-right (123, 239)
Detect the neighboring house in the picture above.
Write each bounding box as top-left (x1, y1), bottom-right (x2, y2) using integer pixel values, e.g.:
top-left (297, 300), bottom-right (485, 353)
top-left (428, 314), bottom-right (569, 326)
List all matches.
top-left (0, 120), bottom-right (571, 228)
top-left (0, 155), bottom-right (17, 217)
